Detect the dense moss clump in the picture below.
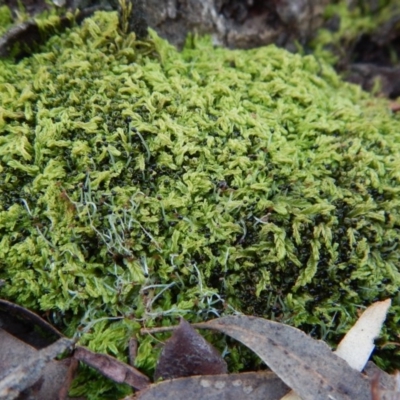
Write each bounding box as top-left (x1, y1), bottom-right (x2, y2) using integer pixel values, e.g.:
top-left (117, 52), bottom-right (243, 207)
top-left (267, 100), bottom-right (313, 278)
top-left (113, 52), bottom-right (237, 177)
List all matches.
top-left (0, 10), bottom-right (400, 398)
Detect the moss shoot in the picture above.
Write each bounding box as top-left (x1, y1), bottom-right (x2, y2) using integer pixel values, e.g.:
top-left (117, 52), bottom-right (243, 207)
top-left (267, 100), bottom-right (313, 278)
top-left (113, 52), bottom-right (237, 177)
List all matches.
top-left (0, 10), bottom-right (400, 398)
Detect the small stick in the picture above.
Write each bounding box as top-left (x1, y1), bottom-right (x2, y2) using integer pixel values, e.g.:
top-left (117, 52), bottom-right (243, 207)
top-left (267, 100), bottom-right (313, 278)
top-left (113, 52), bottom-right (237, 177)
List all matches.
top-left (128, 338), bottom-right (138, 366)
top-left (140, 322), bottom-right (210, 335)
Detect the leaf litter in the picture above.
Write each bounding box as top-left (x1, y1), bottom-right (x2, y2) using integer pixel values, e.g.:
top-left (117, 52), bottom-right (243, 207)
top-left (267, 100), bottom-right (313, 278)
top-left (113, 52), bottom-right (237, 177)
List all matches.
top-left (74, 346), bottom-right (150, 391)
top-left (0, 299), bottom-right (398, 399)
top-left (281, 298), bottom-right (393, 400)
top-left (199, 315), bottom-right (372, 400)
top-left (154, 318), bottom-right (227, 381)
top-left (132, 371), bottom-right (290, 400)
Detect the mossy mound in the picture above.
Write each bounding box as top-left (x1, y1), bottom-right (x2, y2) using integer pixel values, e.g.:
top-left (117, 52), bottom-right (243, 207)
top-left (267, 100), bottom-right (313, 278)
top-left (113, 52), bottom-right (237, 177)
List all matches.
top-left (1, 10), bottom-right (400, 398)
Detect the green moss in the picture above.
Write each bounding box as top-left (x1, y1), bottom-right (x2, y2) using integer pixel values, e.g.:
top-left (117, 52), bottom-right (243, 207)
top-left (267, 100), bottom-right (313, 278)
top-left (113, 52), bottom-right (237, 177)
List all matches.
top-left (0, 6), bottom-right (13, 36)
top-left (1, 10), bottom-right (400, 398)
top-left (311, 0), bottom-right (400, 65)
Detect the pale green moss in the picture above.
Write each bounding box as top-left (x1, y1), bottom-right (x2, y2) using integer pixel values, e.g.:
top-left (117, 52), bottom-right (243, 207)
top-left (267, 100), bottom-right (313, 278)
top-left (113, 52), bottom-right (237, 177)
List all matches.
top-left (0, 10), bottom-right (400, 399)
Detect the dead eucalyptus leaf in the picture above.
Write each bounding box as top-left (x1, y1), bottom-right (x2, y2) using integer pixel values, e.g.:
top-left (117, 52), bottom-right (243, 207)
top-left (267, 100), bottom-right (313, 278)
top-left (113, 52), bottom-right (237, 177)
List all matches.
top-left (364, 362), bottom-right (399, 392)
top-left (281, 299), bottom-right (392, 400)
top-left (200, 316), bottom-right (372, 400)
top-left (0, 300), bottom-right (78, 400)
top-left (154, 318), bottom-right (227, 381)
top-left (390, 102), bottom-right (400, 112)
top-left (0, 299), bottom-right (63, 342)
top-left (0, 328), bottom-right (77, 400)
top-left (0, 336), bottom-right (74, 400)
top-left (74, 346), bottom-right (150, 391)
top-left (365, 363), bottom-right (400, 400)
top-left (57, 357), bottom-right (79, 400)
top-left (335, 299), bottom-right (391, 371)
top-left (133, 371), bottom-right (290, 400)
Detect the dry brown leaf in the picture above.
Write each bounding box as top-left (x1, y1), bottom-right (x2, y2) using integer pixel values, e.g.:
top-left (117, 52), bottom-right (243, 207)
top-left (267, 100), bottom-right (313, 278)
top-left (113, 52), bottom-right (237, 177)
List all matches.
top-left (281, 299), bottom-right (392, 400)
top-left (74, 346), bottom-right (150, 391)
top-left (0, 336), bottom-right (74, 400)
top-left (0, 299), bottom-right (63, 341)
top-left (0, 328), bottom-right (77, 400)
top-left (131, 371), bottom-right (290, 400)
top-left (199, 316), bottom-right (372, 400)
top-left (58, 357), bottom-right (80, 400)
top-left (0, 300), bottom-right (79, 400)
top-left (154, 318), bottom-right (227, 381)
top-left (365, 363), bottom-right (400, 400)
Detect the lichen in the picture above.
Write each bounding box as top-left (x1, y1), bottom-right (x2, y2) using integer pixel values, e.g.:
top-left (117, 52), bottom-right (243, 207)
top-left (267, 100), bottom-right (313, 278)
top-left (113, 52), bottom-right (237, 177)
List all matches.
top-left (0, 9), bottom-right (400, 399)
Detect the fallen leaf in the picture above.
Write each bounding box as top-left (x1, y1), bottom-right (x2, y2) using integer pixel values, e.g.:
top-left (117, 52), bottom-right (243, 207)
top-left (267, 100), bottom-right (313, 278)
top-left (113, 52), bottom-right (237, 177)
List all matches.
top-left (199, 316), bottom-right (372, 400)
top-left (74, 346), bottom-right (150, 391)
top-left (280, 389), bottom-right (302, 400)
top-left (364, 363), bottom-right (400, 400)
top-left (0, 300), bottom-right (80, 399)
top-left (335, 299), bottom-right (391, 371)
top-left (58, 357), bottom-right (80, 400)
top-left (154, 318), bottom-right (227, 381)
top-left (0, 299), bottom-right (63, 341)
top-left (0, 328), bottom-right (77, 400)
top-left (0, 336), bottom-right (74, 400)
top-left (364, 362), bottom-right (399, 391)
top-left (132, 371), bottom-right (290, 400)
top-left (281, 299), bottom-right (392, 400)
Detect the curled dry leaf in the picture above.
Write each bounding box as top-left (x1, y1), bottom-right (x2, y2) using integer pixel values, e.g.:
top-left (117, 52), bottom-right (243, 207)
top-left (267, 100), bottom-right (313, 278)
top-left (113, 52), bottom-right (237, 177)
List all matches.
top-left (154, 318), bottom-right (227, 381)
top-left (74, 346), bottom-right (150, 391)
top-left (133, 371), bottom-right (290, 400)
top-left (200, 316), bottom-right (372, 400)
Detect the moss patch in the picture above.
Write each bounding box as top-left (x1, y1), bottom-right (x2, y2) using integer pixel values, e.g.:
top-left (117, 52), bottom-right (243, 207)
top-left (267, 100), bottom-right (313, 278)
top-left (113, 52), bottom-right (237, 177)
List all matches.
top-left (312, 0), bottom-right (400, 66)
top-left (0, 9), bottom-right (400, 398)
top-left (0, 6), bottom-right (13, 36)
